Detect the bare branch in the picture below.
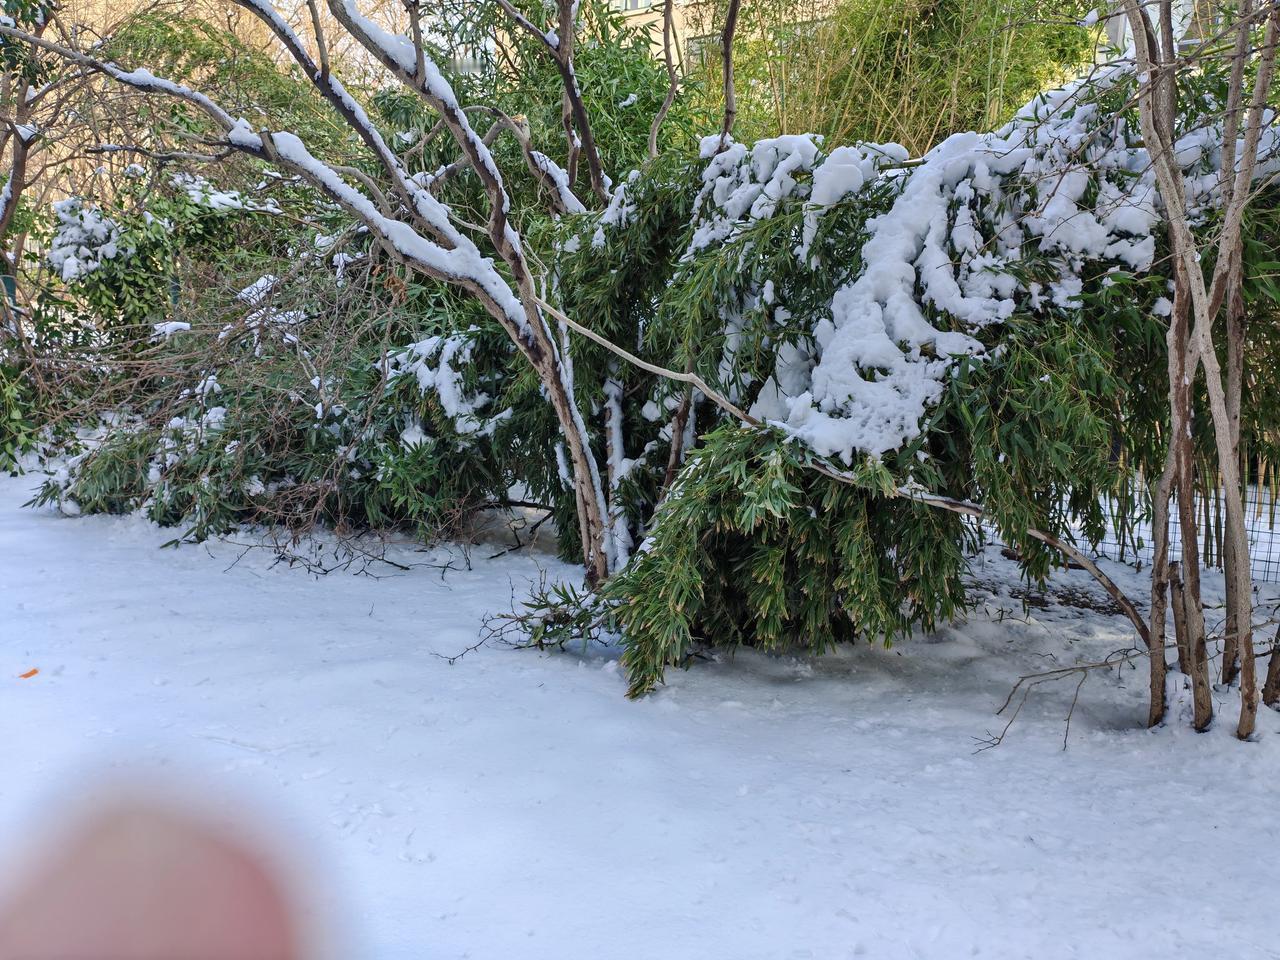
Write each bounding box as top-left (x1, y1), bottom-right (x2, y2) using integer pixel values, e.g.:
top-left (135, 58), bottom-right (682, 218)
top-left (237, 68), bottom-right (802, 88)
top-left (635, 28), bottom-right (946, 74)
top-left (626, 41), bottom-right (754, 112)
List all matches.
top-left (648, 0), bottom-right (678, 160)
top-left (718, 0), bottom-right (742, 152)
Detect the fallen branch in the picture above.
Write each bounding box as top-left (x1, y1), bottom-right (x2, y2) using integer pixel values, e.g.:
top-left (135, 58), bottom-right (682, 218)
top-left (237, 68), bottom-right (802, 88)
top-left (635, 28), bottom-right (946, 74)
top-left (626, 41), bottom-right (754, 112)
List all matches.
top-left (978, 644), bottom-right (1159, 751)
top-left (533, 294), bottom-right (756, 424)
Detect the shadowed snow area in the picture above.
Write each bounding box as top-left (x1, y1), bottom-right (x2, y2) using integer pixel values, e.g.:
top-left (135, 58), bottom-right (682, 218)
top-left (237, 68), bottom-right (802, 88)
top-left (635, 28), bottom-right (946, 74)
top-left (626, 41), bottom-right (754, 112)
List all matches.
top-left (1, 472), bottom-right (1276, 960)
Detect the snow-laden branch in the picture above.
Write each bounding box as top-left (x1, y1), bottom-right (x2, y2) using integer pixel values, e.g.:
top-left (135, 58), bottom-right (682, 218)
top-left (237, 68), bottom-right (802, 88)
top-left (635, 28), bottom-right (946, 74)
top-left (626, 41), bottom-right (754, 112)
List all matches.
top-left (320, 0), bottom-right (611, 579)
top-left (0, 24), bottom-right (239, 129)
top-left (0, 17), bottom-right (538, 344)
top-left (230, 1), bottom-right (467, 254)
top-left (493, 0), bottom-right (558, 49)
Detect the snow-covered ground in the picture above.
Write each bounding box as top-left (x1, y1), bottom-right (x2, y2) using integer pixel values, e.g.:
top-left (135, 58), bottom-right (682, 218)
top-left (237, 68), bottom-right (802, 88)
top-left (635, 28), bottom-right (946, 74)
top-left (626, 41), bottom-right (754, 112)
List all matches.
top-left (1, 470), bottom-right (1277, 960)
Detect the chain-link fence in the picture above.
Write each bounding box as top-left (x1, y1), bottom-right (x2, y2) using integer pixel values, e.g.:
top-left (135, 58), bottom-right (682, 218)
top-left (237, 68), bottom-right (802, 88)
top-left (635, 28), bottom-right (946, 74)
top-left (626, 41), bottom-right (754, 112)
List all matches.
top-left (1092, 485), bottom-right (1280, 581)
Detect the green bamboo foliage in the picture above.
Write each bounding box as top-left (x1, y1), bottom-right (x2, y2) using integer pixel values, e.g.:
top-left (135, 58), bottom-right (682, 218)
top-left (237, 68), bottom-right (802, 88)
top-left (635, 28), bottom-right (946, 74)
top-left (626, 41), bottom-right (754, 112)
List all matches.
top-left (607, 427), bottom-right (969, 697)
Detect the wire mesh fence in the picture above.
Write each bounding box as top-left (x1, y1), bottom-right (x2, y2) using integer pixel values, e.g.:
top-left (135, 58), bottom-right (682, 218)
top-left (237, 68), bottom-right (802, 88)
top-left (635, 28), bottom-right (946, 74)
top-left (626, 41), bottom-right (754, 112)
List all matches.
top-left (1092, 484), bottom-right (1280, 582)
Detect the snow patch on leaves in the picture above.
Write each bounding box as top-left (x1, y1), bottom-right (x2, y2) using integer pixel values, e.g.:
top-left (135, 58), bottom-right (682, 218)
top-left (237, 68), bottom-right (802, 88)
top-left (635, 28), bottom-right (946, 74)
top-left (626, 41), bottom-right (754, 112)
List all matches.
top-left (47, 198), bottom-right (131, 282)
top-left (388, 333), bottom-right (510, 439)
top-left (746, 65), bottom-right (1280, 462)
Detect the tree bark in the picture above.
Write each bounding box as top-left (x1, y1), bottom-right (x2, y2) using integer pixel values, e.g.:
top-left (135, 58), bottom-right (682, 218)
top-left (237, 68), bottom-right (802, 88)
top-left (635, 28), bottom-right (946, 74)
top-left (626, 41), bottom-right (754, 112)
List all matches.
top-left (1263, 624), bottom-right (1280, 706)
top-left (1220, 275), bottom-right (1246, 686)
top-left (1123, 0), bottom-right (1279, 737)
top-left (717, 0), bottom-right (742, 151)
top-left (1147, 442), bottom-right (1176, 724)
top-left (648, 0), bottom-right (679, 160)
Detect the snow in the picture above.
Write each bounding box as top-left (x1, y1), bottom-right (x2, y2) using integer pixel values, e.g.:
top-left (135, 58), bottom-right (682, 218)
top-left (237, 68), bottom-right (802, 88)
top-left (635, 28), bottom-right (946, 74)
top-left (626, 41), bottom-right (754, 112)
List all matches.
top-left (591, 170), bottom-right (639, 248)
top-left (2, 472), bottom-right (1278, 958)
top-left (686, 135), bottom-right (823, 256)
top-left (151, 320), bottom-right (191, 339)
top-left (387, 333), bottom-right (510, 438)
top-left (237, 274), bottom-right (279, 306)
top-left (529, 150), bottom-right (587, 215)
top-left (47, 198), bottom-right (130, 282)
top-left (172, 172), bottom-right (282, 214)
top-left (106, 66), bottom-right (237, 131)
top-left (800, 142), bottom-right (906, 257)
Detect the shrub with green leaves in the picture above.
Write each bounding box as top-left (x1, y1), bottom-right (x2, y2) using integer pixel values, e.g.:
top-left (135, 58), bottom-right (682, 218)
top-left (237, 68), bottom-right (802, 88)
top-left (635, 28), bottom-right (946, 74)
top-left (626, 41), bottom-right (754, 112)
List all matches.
top-left (34, 249), bottom-right (516, 544)
top-left (0, 355), bottom-right (37, 468)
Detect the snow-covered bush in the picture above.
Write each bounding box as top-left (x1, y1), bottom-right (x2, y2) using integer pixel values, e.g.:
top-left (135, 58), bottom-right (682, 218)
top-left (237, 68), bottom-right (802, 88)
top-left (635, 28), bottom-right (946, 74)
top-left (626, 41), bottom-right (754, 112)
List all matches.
top-left (538, 58), bottom-right (1280, 694)
top-left (18, 0), bottom-right (1280, 703)
top-left (25, 0), bottom-right (693, 553)
top-left (36, 259), bottom-right (514, 542)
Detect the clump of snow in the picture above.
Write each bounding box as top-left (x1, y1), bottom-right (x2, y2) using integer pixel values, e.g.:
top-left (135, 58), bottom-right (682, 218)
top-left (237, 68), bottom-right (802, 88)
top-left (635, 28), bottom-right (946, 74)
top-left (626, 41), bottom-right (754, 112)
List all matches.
top-left (591, 170), bottom-right (640, 248)
top-left (47, 198), bottom-right (131, 282)
top-left (219, 275), bottom-right (306, 356)
top-left (800, 142), bottom-right (907, 257)
top-left (151, 321), bottom-right (191, 340)
top-left (388, 333), bottom-right (510, 438)
top-left (237, 274), bottom-right (279, 307)
top-left (172, 172), bottom-right (282, 214)
top-left (685, 135), bottom-right (822, 256)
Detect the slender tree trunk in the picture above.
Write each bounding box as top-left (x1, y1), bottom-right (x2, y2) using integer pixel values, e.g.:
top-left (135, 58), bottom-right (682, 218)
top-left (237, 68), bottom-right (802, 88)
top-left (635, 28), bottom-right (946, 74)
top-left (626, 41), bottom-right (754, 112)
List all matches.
top-left (1147, 449), bottom-right (1176, 725)
top-left (1264, 623), bottom-right (1280, 706)
top-left (648, 0), bottom-right (678, 159)
top-left (1221, 273), bottom-right (1246, 686)
top-left (553, 0), bottom-right (607, 203)
top-left (1169, 270), bottom-right (1212, 726)
top-left (717, 0), bottom-right (742, 151)
top-left (519, 285), bottom-right (611, 585)
top-left (1195, 296), bottom-right (1257, 738)
top-left (1175, 432), bottom-right (1213, 730)
top-left (1169, 561), bottom-right (1191, 673)
top-left (662, 385), bottom-right (693, 494)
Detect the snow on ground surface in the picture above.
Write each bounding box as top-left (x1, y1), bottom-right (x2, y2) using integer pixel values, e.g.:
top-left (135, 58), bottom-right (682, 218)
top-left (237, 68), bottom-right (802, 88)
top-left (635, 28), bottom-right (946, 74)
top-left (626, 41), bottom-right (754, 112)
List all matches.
top-left (1, 469), bottom-right (1278, 960)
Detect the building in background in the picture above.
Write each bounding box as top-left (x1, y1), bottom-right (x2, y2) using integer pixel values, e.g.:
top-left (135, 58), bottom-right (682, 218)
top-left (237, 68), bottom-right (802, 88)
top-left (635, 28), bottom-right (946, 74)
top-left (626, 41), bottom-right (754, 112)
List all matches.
top-left (607, 0), bottom-right (722, 70)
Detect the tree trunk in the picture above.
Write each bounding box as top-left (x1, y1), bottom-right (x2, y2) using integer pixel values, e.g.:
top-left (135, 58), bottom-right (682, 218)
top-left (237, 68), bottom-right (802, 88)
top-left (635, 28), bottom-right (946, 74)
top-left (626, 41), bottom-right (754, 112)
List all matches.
top-left (1175, 454), bottom-right (1213, 731)
top-left (1122, 0), bottom-right (1276, 737)
top-left (1264, 624), bottom-right (1280, 707)
top-left (1147, 446), bottom-right (1176, 725)
top-left (1170, 561), bottom-right (1191, 677)
top-left (717, 0), bottom-right (742, 151)
top-left (648, 0), bottom-right (679, 159)
top-left (527, 318), bottom-right (611, 586)
top-left (1220, 264), bottom-right (1246, 686)
top-left (1167, 271), bottom-right (1213, 727)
